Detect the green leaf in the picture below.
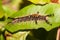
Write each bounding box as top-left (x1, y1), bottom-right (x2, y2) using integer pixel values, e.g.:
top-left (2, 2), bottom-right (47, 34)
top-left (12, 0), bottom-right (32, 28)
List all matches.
top-left (5, 21), bottom-right (51, 32)
top-left (39, 3), bottom-right (60, 28)
top-left (5, 3), bottom-right (60, 33)
top-left (54, 8), bottom-right (60, 23)
top-left (0, 34), bottom-right (4, 40)
top-left (3, 5), bottom-right (16, 17)
top-left (47, 5), bottom-right (60, 27)
top-left (0, 0), bottom-right (4, 18)
top-left (10, 4), bottom-right (41, 18)
top-left (39, 3), bottom-right (60, 15)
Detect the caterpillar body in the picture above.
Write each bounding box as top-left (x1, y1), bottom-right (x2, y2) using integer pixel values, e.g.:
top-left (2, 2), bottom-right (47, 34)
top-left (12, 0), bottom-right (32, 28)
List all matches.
top-left (8, 13), bottom-right (51, 25)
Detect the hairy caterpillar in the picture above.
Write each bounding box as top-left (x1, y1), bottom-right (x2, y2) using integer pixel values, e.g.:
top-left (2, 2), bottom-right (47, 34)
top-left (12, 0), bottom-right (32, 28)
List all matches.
top-left (8, 13), bottom-right (51, 25)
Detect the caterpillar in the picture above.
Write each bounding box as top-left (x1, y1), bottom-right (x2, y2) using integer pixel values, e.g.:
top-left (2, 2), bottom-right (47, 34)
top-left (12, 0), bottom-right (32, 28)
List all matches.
top-left (8, 13), bottom-right (52, 25)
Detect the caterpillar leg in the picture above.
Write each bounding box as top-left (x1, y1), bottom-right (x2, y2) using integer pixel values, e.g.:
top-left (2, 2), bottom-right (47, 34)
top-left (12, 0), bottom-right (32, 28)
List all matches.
top-left (45, 20), bottom-right (52, 25)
